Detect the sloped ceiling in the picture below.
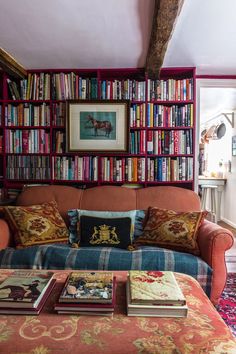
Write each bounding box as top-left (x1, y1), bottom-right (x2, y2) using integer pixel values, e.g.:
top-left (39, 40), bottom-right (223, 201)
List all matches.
top-left (0, 0), bottom-right (154, 70)
top-left (0, 0), bottom-right (236, 74)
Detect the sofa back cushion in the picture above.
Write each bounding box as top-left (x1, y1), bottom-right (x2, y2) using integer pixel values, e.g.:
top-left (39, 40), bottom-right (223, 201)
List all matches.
top-left (17, 185), bottom-right (201, 225)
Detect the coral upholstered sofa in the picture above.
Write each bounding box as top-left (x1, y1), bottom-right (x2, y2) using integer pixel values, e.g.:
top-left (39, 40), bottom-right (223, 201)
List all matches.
top-left (0, 185), bottom-right (233, 305)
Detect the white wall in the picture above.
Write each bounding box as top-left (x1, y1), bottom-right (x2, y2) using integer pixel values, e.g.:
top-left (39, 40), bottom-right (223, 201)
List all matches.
top-left (223, 122), bottom-right (236, 227)
top-left (196, 79), bottom-right (236, 227)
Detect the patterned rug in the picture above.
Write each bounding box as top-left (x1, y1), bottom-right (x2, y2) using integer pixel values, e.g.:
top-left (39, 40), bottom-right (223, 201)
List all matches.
top-left (216, 273), bottom-right (236, 337)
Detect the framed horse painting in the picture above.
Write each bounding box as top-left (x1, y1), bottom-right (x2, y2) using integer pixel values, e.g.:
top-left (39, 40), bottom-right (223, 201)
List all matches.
top-left (66, 100), bottom-right (130, 152)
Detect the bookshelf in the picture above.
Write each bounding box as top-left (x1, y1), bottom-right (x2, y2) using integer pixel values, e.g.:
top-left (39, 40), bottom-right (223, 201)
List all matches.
top-left (0, 67), bottom-right (196, 198)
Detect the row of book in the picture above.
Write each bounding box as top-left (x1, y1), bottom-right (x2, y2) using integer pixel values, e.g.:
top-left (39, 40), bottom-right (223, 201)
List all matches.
top-left (8, 74), bottom-right (51, 101)
top-left (53, 130), bottom-right (65, 153)
top-left (5, 129), bottom-right (50, 154)
top-left (6, 155), bottom-right (50, 180)
top-left (100, 157), bottom-right (146, 182)
top-left (5, 103), bottom-right (51, 127)
top-left (0, 270), bottom-right (187, 318)
top-left (146, 103), bottom-right (193, 128)
top-left (147, 78), bottom-right (194, 101)
top-left (130, 103), bottom-right (146, 128)
top-left (53, 156), bottom-right (147, 182)
top-left (2, 102), bottom-right (193, 129)
top-left (52, 74), bottom-right (98, 100)
top-left (6, 75), bottom-right (193, 103)
top-left (147, 156), bottom-right (193, 182)
top-left (100, 79), bottom-right (146, 101)
top-left (130, 130), bottom-right (146, 154)
top-left (5, 155), bottom-right (193, 182)
top-left (147, 129), bottom-right (193, 155)
top-left (52, 156), bottom-right (98, 181)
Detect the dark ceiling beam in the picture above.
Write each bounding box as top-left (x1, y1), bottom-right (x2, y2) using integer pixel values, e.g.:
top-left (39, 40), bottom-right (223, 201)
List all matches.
top-left (0, 47), bottom-right (27, 79)
top-left (146, 0), bottom-right (185, 79)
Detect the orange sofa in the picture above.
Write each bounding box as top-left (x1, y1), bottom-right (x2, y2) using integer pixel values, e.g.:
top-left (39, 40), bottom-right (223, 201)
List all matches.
top-left (0, 185), bottom-right (233, 305)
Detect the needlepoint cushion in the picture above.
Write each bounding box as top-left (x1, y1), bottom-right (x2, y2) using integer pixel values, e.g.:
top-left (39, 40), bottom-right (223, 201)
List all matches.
top-left (67, 209), bottom-right (138, 245)
top-left (4, 200), bottom-right (69, 248)
top-left (79, 215), bottom-right (132, 249)
top-left (134, 207), bottom-right (207, 255)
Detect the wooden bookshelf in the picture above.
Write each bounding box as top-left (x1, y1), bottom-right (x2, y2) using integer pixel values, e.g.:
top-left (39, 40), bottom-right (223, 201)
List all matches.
top-left (0, 67), bottom-right (196, 197)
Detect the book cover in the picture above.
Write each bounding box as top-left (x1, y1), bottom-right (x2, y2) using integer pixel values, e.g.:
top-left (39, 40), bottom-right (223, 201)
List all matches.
top-left (128, 271), bottom-right (186, 306)
top-left (59, 271), bottom-right (114, 304)
top-left (0, 270), bottom-right (54, 308)
top-left (126, 281), bottom-right (188, 317)
top-left (0, 279), bottom-right (56, 315)
top-left (55, 277), bottom-right (116, 311)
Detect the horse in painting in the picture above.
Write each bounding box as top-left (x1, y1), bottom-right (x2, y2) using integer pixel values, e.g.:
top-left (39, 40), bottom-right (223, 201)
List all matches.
top-left (86, 115), bottom-right (112, 138)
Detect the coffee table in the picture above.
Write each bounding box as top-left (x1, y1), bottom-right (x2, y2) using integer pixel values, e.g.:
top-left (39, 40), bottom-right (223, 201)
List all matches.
top-left (0, 270), bottom-right (235, 353)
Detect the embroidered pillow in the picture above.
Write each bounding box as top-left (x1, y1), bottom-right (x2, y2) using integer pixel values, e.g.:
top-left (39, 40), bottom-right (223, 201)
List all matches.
top-left (134, 207), bottom-right (207, 255)
top-left (67, 209), bottom-right (137, 245)
top-left (4, 200), bottom-right (69, 248)
top-left (79, 215), bottom-right (132, 249)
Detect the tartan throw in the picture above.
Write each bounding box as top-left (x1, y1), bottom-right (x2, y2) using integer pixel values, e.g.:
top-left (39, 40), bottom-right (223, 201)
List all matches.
top-left (0, 244), bottom-right (212, 297)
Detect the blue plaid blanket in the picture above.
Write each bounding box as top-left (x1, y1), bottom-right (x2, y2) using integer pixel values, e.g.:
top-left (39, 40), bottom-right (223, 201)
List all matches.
top-left (0, 244), bottom-right (212, 297)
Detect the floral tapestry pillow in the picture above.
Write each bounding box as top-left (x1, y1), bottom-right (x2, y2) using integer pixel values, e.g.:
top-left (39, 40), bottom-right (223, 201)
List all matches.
top-left (4, 200), bottom-right (69, 248)
top-left (134, 207), bottom-right (207, 255)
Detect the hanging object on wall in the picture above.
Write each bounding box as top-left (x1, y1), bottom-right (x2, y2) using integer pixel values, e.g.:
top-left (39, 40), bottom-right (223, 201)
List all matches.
top-left (200, 122), bottom-right (226, 143)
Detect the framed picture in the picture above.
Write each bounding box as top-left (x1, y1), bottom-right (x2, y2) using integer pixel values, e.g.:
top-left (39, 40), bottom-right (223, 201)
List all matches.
top-left (232, 135), bottom-right (236, 156)
top-left (66, 100), bottom-right (130, 152)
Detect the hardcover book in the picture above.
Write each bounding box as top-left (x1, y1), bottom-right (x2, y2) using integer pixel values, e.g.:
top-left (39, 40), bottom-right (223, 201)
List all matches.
top-left (0, 279), bottom-right (56, 315)
top-left (128, 271), bottom-right (186, 306)
top-left (126, 281), bottom-right (188, 318)
top-left (55, 277), bottom-right (116, 312)
top-left (59, 271), bottom-right (114, 304)
top-left (0, 270), bottom-right (54, 309)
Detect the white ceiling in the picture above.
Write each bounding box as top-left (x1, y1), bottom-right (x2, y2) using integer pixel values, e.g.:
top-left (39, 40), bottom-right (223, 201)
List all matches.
top-left (164, 0), bottom-right (236, 75)
top-left (0, 0), bottom-right (154, 69)
top-left (1, 0), bottom-right (236, 74)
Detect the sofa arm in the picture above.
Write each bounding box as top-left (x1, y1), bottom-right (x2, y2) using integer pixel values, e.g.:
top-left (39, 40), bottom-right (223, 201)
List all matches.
top-left (197, 219), bottom-right (234, 305)
top-left (0, 219), bottom-right (12, 250)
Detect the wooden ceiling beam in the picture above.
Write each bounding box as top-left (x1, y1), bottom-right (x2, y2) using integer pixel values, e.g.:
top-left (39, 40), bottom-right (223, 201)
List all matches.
top-left (146, 0), bottom-right (185, 79)
top-left (0, 47), bottom-right (27, 79)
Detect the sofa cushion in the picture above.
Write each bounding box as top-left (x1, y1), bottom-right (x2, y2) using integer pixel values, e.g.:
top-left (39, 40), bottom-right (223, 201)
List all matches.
top-left (79, 215), bottom-right (132, 249)
top-left (68, 209), bottom-right (137, 245)
top-left (134, 207), bottom-right (207, 255)
top-left (4, 200), bottom-right (69, 248)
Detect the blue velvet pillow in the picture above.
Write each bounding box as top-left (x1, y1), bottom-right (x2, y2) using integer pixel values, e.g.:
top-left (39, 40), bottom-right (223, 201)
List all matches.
top-left (68, 209), bottom-right (138, 245)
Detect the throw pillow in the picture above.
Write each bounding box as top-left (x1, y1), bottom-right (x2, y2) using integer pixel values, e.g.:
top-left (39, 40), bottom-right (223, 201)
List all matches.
top-left (79, 215), bottom-right (132, 249)
top-left (134, 207), bottom-right (207, 255)
top-left (4, 200), bottom-right (69, 248)
top-left (67, 209), bottom-right (137, 245)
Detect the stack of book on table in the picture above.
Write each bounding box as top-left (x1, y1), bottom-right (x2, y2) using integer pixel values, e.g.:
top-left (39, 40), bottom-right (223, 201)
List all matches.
top-left (0, 270), bottom-right (55, 315)
top-left (54, 271), bottom-right (116, 316)
top-left (126, 270), bottom-right (188, 317)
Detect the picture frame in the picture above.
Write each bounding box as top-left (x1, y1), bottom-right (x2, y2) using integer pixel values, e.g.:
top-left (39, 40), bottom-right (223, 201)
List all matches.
top-left (66, 100), bottom-right (130, 152)
top-left (232, 135), bottom-right (236, 156)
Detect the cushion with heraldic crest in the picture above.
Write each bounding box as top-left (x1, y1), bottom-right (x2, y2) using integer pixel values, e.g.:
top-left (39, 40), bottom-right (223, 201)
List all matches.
top-left (79, 215), bottom-right (132, 249)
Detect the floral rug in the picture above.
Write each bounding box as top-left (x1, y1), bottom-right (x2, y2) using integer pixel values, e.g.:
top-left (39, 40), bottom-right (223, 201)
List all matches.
top-left (216, 273), bottom-right (236, 337)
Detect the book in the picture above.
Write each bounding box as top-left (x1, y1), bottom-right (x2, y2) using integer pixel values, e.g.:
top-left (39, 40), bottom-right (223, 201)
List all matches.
top-left (0, 270), bottom-right (54, 309)
top-left (56, 310), bottom-right (113, 316)
top-left (0, 279), bottom-right (56, 315)
top-left (126, 281), bottom-right (188, 318)
top-left (59, 271), bottom-right (114, 304)
top-left (128, 271), bottom-right (186, 306)
top-left (55, 276), bottom-right (116, 312)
